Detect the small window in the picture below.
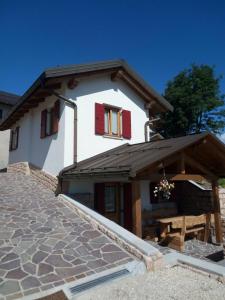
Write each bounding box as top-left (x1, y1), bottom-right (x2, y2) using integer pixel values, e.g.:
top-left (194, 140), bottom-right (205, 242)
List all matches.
top-left (104, 106), bottom-right (121, 136)
top-left (0, 109), bottom-right (3, 119)
top-left (40, 100), bottom-right (60, 139)
top-left (10, 127), bottom-right (19, 151)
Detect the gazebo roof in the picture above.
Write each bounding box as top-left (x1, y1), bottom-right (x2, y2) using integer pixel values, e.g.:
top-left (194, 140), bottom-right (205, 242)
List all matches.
top-left (60, 132), bottom-right (225, 179)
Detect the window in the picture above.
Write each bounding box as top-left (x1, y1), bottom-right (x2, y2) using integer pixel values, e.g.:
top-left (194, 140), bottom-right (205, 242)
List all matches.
top-left (0, 109), bottom-right (3, 119)
top-left (95, 103), bottom-right (131, 139)
top-left (10, 127), bottom-right (19, 151)
top-left (40, 100), bottom-right (60, 138)
top-left (104, 184), bottom-right (117, 213)
top-left (104, 106), bottom-right (121, 136)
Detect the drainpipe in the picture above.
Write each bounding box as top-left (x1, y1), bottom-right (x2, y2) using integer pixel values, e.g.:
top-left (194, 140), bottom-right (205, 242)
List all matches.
top-left (144, 117), bottom-right (160, 142)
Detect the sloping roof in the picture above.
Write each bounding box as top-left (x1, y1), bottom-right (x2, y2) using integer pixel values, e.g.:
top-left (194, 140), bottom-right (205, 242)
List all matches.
top-left (43, 60), bottom-right (173, 111)
top-left (0, 59), bottom-right (173, 130)
top-left (0, 90), bottom-right (20, 106)
top-left (60, 132), bottom-right (225, 179)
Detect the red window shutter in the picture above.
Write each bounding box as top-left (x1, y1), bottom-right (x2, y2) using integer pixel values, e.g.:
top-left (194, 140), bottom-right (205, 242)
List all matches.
top-left (95, 103), bottom-right (104, 135)
top-left (123, 183), bottom-right (133, 232)
top-left (40, 110), bottom-right (47, 139)
top-left (150, 182), bottom-right (158, 204)
top-left (94, 183), bottom-right (105, 214)
top-left (52, 100), bottom-right (60, 134)
top-left (122, 110), bottom-right (131, 139)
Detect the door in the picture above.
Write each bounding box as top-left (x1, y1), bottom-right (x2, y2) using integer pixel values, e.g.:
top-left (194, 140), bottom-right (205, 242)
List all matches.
top-left (94, 182), bottom-right (120, 224)
top-left (104, 183), bottom-right (120, 224)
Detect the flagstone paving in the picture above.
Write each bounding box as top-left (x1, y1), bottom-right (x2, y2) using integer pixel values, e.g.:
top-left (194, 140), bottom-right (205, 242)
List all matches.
top-left (0, 173), bottom-right (133, 300)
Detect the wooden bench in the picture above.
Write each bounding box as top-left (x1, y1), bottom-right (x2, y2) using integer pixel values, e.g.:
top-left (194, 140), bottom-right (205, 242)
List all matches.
top-left (142, 207), bottom-right (177, 240)
top-left (158, 214), bottom-right (211, 251)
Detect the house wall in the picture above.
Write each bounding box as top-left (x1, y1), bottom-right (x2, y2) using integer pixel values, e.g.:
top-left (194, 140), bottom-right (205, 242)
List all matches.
top-left (8, 74), bottom-right (150, 176)
top-left (0, 103), bottom-right (14, 169)
top-left (65, 74), bottom-right (149, 162)
top-left (0, 130), bottom-right (10, 169)
top-left (9, 95), bottom-right (67, 176)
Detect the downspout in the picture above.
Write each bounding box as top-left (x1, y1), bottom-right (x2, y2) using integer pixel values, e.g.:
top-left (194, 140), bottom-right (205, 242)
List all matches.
top-left (144, 117), bottom-right (160, 142)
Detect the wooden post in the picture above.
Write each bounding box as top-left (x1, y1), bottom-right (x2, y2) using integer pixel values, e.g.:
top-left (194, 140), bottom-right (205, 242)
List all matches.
top-left (132, 181), bottom-right (142, 238)
top-left (212, 181), bottom-right (223, 243)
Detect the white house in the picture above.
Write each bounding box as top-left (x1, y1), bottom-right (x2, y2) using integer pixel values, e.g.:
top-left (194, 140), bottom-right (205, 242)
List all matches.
top-left (0, 91), bottom-right (19, 169)
top-left (0, 60), bottom-right (172, 176)
top-left (1, 60), bottom-right (225, 241)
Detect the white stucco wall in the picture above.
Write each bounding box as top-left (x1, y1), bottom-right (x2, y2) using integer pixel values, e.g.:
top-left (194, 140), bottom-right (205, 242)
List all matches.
top-left (0, 130), bottom-right (10, 169)
top-left (8, 74), bottom-right (151, 176)
top-left (65, 74), bottom-right (149, 162)
top-left (9, 95), bottom-right (67, 176)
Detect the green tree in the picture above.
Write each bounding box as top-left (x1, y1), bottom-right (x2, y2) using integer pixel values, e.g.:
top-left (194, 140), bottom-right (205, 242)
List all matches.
top-left (219, 178), bottom-right (225, 188)
top-left (157, 64), bottom-right (225, 138)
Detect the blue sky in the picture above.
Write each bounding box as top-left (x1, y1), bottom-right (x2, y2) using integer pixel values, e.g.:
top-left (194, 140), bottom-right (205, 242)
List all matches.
top-left (0, 0), bottom-right (225, 139)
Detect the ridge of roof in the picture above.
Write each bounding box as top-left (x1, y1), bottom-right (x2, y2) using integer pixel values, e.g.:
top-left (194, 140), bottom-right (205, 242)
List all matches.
top-left (0, 59), bottom-right (173, 130)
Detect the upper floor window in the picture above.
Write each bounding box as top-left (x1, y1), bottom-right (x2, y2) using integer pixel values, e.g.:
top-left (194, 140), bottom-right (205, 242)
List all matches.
top-left (104, 106), bottom-right (121, 136)
top-left (40, 100), bottom-right (60, 139)
top-left (9, 127), bottom-right (19, 151)
top-left (95, 103), bottom-right (131, 139)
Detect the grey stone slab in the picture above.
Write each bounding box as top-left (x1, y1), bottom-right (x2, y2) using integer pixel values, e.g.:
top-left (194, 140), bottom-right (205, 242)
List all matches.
top-left (23, 262), bottom-right (36, 275)
top-left (39, 273), bottom-right (61, 284)
top-left (1, 253), bottom-right (19, 263)
top-left (0, 260), bottom-right (20, 270)
top-left (103, 252), bottom-right (130, 263)
top-left (0, 280), bottom-right (21, 295)
top-left (32, 251), bottom-right (48, 264)
top-left (21, 276), bottom-right (41, 290)
top-left (38, 263), bottom-right (54, 276)
top-left (55, 265), bottom-right (89, 277)
top-left (5, 268), bottom-right (28, 280)
top-left (45, 255), bottom-right (72, 268)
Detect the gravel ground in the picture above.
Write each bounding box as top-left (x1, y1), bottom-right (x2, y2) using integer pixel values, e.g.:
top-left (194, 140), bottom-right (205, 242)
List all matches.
top-left (75, 266), bottom-right (225, 300)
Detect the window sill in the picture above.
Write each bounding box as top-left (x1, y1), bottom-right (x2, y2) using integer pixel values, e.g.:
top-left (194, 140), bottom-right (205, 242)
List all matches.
top-left (103, 135), bottom-right (123, 140)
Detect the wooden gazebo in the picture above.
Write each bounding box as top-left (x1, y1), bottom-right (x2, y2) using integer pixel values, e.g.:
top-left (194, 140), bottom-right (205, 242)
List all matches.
top-left (61, 132), bottom-right (225, 244)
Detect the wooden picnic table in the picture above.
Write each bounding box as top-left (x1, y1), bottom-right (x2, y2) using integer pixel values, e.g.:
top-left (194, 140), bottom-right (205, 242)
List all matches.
top-left (157, 214), bottom-right (210, 241)
top-left (156, 215), bottom-right (183, 238)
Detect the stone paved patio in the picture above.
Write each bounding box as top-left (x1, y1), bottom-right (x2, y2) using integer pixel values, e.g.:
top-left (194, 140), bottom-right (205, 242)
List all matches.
top-left (0, 173), bottom-right (133, 300)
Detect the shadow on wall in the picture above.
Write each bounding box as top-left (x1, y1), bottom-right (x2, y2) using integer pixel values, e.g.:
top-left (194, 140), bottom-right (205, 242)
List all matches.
top-left (28, 101), bottom-right (64, 175)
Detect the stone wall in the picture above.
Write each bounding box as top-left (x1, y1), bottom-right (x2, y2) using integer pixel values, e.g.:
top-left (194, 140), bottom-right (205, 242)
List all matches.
top-left (7, 162), bottom-right (58, 192)
top-left (7, 161), bottom-right (30, 175)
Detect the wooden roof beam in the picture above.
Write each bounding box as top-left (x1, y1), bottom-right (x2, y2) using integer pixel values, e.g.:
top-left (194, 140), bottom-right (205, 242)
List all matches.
top-left (67, 78), bottom-right (79, 89)
top-left (44, 82), bottom-right (62, 90)
top-left (183, 154), bottom-right (218, 180)
top-left (111, 70), bottom-right (156, 106)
